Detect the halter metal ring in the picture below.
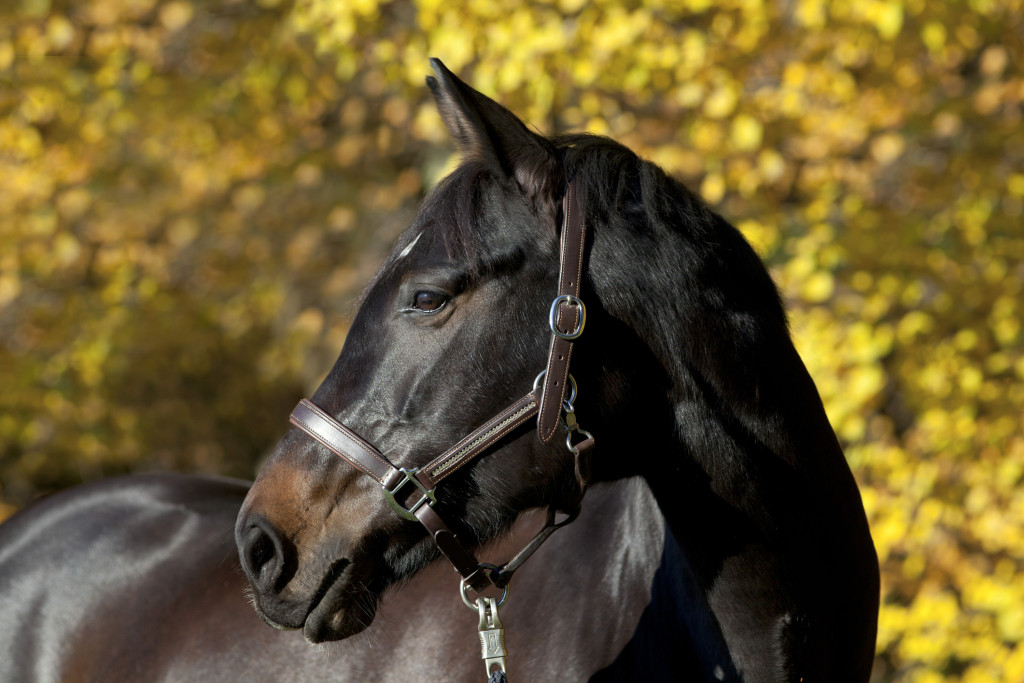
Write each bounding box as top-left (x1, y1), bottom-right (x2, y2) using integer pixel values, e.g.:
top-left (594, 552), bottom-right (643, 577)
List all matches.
top-left (549, 295), bottom-right (586, 340)
top-left (460, 567), bottom-right (509, 610)
top-left (533, 370), bottom-right (577, 406)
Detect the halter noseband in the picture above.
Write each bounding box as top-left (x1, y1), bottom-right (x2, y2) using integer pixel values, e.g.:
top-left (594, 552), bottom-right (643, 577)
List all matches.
top-left (287, 179), bottom-right (594, 595)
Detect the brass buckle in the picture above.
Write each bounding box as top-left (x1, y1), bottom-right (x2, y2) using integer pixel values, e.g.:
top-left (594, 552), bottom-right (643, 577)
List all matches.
top-left (382, 468), bottom-right (436, 521)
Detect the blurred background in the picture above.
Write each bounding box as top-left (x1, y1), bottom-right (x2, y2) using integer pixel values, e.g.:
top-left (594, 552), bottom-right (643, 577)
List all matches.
top-left (1, 0), bottom-right (1021, 679)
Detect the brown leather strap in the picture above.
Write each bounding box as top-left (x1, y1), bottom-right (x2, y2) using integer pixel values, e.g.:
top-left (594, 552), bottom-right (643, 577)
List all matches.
top-left (288, 393), bottom-right (541, 590)
top-left (414, 504), bottom-right (492, 591)
top-left (573, 435), bottom-right (595, 491)
top-left (290, 399), bottom-right (395, 484)
top-left (290, 392), bottom-right (539, 496)
top-left (489, 497), bottom-right (587, 589)
top-left (538, 181), bottom-right (587, 444)
top-left (420, 392), bottom-right (538, 488)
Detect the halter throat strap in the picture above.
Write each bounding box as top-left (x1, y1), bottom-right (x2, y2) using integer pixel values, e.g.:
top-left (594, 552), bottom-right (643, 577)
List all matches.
top-left (286, 178), bottom-right (590, 593)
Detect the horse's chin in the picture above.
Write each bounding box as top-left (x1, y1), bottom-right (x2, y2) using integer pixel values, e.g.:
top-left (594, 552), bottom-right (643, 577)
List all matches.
top-left (301, 573), bottom-right (380, 643)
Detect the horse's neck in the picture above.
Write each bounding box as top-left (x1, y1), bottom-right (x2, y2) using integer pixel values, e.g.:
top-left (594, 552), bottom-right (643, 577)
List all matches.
top-left (634, 296), bottom-right (856, 578)
top-left (626, 339), bottom-right (874, 680)
top-left (587, 198), bottom-right (851, 522)
top-left (585, 205), bottom-right (879, 678)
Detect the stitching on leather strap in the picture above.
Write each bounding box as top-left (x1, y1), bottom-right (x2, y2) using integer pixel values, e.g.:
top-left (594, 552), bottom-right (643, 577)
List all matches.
top-left (429, 400), bottom-right (537, 479)
top-left (296, 400), bottom-right (394, 472)
top-left (539, 339), bottom-right (571, 442)
top-left (289, 413), bottom-right (388, 484)
top-left (539, 181), bottom-right (585, 443)
top-left (299, 401), bottom-right (393, 471)
top-left (290, 400), bottom-right (396, 483)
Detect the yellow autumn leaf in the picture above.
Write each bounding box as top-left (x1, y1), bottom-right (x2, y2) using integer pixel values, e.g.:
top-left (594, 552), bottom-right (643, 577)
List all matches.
top-left (730, 114), bottom-right (763, 151)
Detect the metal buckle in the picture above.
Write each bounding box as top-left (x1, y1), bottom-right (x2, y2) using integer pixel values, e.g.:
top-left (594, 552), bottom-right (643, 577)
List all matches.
top-left (549, 294), bottom-right (586, 340)
top-left (382, 467), bottom-right (436, 521)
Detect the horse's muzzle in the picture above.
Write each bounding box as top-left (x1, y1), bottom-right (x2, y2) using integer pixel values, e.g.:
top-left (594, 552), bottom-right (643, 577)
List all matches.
top-left (237, 515), bottom-right (307, 630)
top-left (237, 511), bottom-right (379, 642)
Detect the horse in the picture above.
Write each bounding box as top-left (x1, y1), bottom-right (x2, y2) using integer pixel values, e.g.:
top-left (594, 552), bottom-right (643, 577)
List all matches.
top-left (0, 59), bottom-right (879, 682)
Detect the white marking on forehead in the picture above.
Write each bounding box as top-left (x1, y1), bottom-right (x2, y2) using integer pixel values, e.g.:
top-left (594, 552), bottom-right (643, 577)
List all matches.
top-left (397, 231), bottom-right (422, 260)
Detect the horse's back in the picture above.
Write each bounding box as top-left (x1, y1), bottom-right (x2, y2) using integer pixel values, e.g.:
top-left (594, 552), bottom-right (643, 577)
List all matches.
top-left (0, 474), bottom-right (682, 682)
top-left (0, 474), bottom-right (251, 681)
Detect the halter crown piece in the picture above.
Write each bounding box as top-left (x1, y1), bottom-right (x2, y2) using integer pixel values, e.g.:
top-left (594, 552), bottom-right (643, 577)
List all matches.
top-left (287, 179), bottom-right (594, 679)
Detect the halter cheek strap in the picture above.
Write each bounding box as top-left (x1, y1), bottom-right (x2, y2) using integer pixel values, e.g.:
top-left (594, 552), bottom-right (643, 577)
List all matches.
top-left (538, 180), bottom-right (587, 444)
top-left (287, 178), bottom-right (593, 594)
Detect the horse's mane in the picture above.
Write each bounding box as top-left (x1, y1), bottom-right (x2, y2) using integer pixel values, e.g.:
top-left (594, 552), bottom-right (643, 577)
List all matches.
top-left (560, 135), bottom-right (798, 428)
top-left (558, 133), bottom-right (788, 321)
top-left (555, 132), bottom-right (711, 233)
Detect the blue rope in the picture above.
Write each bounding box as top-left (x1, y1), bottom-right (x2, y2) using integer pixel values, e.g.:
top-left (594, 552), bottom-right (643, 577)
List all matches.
top-left (487, 670), bottom-right (508, 683)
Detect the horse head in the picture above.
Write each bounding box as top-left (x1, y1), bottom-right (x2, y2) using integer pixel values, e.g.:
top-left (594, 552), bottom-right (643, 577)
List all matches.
top-left (235, 60), bottom-right (609, 644)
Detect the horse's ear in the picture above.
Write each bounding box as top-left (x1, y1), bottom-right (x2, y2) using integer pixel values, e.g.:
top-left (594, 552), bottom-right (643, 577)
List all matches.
top-left (427, 58), bottom-right (560, 201)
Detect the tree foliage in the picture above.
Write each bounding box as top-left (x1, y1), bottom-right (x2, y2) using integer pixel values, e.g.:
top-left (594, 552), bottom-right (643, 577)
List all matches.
top-left (1, 0), bottom-right (1022, 679)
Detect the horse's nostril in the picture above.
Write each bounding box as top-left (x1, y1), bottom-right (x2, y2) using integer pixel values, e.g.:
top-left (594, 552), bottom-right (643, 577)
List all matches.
top-left (247, 527), bottom-right (274, 572)
top-left (240, 518), bottom-right (291, 593)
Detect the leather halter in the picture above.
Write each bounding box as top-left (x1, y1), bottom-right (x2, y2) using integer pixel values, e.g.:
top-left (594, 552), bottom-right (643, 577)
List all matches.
top-left (288, 179), bottom-right (594, 594)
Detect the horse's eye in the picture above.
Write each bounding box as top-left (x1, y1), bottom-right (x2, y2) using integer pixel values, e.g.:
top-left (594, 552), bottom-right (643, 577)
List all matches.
top-left (412, 291), bottom-right (447, 312)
